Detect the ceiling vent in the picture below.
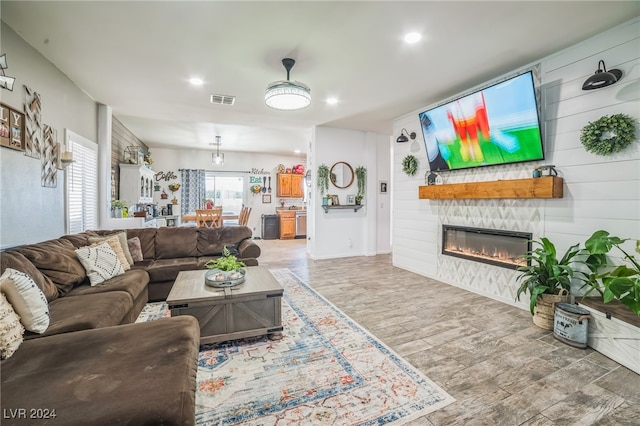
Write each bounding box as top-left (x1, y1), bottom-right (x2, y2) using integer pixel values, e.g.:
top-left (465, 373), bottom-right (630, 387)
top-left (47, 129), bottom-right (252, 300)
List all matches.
top-left (210, 94), bottom-right (236, 105)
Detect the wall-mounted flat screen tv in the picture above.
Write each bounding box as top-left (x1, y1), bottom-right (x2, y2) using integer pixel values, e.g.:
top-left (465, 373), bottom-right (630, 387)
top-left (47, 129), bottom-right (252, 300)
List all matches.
top-left (418, 70), bottom-right (544, 172)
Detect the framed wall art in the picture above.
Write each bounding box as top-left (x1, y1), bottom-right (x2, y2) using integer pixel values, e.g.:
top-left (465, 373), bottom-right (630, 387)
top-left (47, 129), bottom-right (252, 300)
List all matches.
top-left (24, 85), bottom-right (43, 158)
top-left (41, 125), bottom-right (58, 188)
top-left (0, 102), bottom-right (25, 151)
top-left (262, 194), bottom-right (271, 204)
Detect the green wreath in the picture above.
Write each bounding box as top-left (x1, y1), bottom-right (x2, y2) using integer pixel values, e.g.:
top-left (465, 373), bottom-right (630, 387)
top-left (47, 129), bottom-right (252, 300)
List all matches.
top-left (402, 155), bottom-right (418, 177)
top-left (580, 113), bottom-right (636, 156)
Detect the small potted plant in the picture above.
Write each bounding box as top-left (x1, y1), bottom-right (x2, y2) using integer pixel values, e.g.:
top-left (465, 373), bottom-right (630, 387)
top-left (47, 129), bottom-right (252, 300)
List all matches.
top-left (110, 199), bottom-right (128, 218)
top-left (515, 237), bottom-right (582, 329)
top-left (317, 164), bottom-right (330, 196)
top-left (204, 246), bottom-right (246, 288)
top-left (355, 166), bottom-right (366, 200)
top-left (355, 194), bottom-right (363, 205)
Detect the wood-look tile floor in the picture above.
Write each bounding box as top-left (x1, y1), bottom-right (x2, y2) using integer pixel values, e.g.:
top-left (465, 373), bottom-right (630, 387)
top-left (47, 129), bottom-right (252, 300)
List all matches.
top-left (255, 238), bottom-right (640, 425)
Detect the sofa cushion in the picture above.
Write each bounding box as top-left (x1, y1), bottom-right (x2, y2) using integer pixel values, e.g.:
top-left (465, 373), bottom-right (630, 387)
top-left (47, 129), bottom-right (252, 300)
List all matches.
top-left (123, 228), bottom-right (157, 260)
top-left (155, 227), bottom-right (198, 259)
top-left (88, 231), bottom-right (134, 266)
top-left (16, 238), bottom-right (86, 296)
top-left (145, 258), bottom-right (199, 284)
top-left (66, 268), bottom-right (149, 303)
top-left (0, 250), bottom-right (58, 302)
top-left (0, 269), bottom-right (50, 334)
top-left (1, 316), bottom-right (199, 426)
top-left (59, 232), bottom-right (93, 249)
top-left (197, 226), bottom-right (253, 256)
top-left (24, 291), bottom-right (132, 339)
top-left (0, 291), bottom-right (24, 360)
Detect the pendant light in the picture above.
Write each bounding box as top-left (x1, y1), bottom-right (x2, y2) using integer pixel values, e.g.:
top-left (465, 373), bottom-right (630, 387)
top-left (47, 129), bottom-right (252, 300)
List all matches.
top-left (265, 58), bottom-right (311, 110)
top-left (212, 136), bottom-right (224, 166)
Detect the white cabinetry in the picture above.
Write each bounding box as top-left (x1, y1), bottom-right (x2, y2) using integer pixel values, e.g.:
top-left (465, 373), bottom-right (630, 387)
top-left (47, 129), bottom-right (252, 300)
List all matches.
top-left (119, 163), bottom-right (155, 205)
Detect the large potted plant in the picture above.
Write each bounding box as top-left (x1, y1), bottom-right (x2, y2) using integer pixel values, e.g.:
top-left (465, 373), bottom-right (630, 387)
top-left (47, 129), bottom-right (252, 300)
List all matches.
top-left (581, 230), bottom-right (640, 316)
top-left (515, 237), bottom-right (581, 330)
top-left (576, 230), bottom-right (640, 374)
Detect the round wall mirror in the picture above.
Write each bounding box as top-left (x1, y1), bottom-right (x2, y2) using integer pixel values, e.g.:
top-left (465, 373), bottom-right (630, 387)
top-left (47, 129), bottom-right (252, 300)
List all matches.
top-left (330, 161), bottom-right (354, 189)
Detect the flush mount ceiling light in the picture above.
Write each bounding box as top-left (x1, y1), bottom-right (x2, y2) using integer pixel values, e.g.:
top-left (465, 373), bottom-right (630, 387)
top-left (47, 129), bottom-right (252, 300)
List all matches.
top-left (582, 60), bottom-right (623, 90)
top-left (404, 32), bottom-right (422, 44)
top-left (265, 58), bottom-right (311, 111)
top-left (211, 136), bottom-right (224, 166)
top-left (396, 128), bottom-right (416, 143)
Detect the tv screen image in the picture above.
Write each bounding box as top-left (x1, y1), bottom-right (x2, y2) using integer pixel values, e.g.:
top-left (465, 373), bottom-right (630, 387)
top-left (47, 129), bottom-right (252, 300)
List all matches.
top-left (418, 71), bottom-right (544, 172)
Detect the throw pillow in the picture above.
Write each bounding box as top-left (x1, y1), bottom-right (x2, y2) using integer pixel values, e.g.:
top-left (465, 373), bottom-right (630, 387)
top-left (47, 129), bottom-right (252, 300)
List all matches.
top-left (75, 242), bottom-right (125, 286)
top-left (110, 231), bottom-right (135, 266)
top-left (88, 235), bottom-right (131, 271)
top-left (0, 269), bottom-right (50, 334)
top-left (127, 237), bottom-right (144, 263)
top-left (0, 290), bottom-right (24, 360)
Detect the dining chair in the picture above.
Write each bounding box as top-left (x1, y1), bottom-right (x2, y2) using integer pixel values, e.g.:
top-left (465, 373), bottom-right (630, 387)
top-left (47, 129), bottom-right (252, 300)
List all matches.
top-left (239, 206), bottom-right (252, 226)
top-left (196, 207), bottom-right (222, 228)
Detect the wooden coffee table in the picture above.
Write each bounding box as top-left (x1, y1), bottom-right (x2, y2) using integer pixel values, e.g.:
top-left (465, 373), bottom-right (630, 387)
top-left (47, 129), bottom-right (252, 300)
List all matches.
top-left (167, 266), bottom-right (283, 344)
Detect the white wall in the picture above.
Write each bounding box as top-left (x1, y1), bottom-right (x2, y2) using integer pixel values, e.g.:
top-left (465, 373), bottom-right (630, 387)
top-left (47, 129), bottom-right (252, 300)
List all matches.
top-left (149, 147), bottom-right (306, 237)
top-left (391, 18), bottom-right (640, 310)
top-left (309, 126), bottom-right (391, 259)
top-left (0, 24), bottom-right (98, 249)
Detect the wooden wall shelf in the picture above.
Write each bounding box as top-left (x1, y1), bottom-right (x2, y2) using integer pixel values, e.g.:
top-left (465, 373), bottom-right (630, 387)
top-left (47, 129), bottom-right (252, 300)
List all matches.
top-left (322, 205), bottom-right (364, 213)
top-left (418, 176), bottom-right (563, 200)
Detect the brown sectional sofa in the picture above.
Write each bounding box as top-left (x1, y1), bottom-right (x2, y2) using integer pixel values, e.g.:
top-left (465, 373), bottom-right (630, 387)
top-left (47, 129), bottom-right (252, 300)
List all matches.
top-left (0, 225), bottom-right (260, 425)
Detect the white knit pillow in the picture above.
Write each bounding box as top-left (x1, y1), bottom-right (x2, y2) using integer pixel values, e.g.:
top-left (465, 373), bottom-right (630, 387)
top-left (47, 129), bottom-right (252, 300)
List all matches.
top-left (75, 242), bottom-right (125, 285)
top-left (0, 290), bottom-right (25, 359)
top-left (88, 234), bottom-right (131, 271)
top-left (0, 269), bottom-right (50, 334)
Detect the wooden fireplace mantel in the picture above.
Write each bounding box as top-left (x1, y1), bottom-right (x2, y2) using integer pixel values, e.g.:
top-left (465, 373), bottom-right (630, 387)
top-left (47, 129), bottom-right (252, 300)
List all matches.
top-left (418, 176), bottom-right (563, 200)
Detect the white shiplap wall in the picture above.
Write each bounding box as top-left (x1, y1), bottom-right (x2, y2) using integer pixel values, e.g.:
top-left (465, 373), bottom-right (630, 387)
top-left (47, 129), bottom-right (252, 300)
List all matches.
top-left (392, 18), bottom-right (640, 310)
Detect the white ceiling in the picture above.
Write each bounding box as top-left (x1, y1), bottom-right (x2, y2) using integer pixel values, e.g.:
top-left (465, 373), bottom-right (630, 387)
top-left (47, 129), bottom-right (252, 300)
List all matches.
top-left (2, 1), bottom-right (638, 156)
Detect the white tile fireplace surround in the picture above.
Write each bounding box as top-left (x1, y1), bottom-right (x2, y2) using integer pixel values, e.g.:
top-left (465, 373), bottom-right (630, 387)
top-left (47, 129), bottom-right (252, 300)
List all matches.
top-left (431, 163), bottom-right (546, 307)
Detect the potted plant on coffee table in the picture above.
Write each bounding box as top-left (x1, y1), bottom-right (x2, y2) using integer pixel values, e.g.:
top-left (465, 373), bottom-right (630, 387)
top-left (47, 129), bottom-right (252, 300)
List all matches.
top-left (515, 237), bottom-right (581, 330)
top-left (204, 246), bottom-right (246, 288)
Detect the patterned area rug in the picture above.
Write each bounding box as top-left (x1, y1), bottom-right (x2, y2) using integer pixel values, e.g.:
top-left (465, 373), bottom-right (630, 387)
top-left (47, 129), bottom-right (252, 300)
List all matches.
top-left (137, 268), bottom-right (454, 425)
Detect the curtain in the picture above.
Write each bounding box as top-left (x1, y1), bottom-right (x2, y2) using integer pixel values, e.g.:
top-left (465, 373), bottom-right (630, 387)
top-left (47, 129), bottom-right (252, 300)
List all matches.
top-left (180, 169), bottom-right (206, 215)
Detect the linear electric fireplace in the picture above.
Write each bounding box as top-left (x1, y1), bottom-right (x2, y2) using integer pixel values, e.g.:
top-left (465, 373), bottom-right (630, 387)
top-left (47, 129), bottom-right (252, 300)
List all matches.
top-left (442, 225), bottom-right (532, 269)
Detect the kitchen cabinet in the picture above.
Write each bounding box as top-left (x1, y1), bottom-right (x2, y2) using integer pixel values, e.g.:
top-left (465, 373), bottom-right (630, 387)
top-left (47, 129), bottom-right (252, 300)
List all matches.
top-left (277, 173), bottom-right (303, 198)
top-left (278, 211), bottom-right (296, 239)
top-left (119, 163), bottom-right (155, 205)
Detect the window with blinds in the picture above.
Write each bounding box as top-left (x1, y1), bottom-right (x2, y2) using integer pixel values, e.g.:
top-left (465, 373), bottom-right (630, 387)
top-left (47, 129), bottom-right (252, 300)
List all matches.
top-left (66, 132), bottom-right (98, 234)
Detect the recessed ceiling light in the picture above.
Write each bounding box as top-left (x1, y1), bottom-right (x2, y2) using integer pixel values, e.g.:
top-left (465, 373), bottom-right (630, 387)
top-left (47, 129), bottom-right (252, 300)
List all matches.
top-left (404, 32), bottom-right (422, 44)
top-left (189, 77), bottom-right (204, 86)
top-left (294, 149), bottom-right (301, 154)
top-left (326, 97), bottom-right (338, 105)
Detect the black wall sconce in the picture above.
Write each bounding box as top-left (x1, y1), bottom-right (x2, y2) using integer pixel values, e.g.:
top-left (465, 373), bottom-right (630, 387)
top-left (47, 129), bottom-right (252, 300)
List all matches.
top-left (396, 128), bottom-right (416, 143)
top-left (582, 60), bottom-right (623, 90)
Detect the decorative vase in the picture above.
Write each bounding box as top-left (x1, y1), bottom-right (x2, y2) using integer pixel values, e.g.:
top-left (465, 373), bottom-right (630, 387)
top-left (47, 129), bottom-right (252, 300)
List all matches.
top-left (533, 290), bottom-right (570, 330)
